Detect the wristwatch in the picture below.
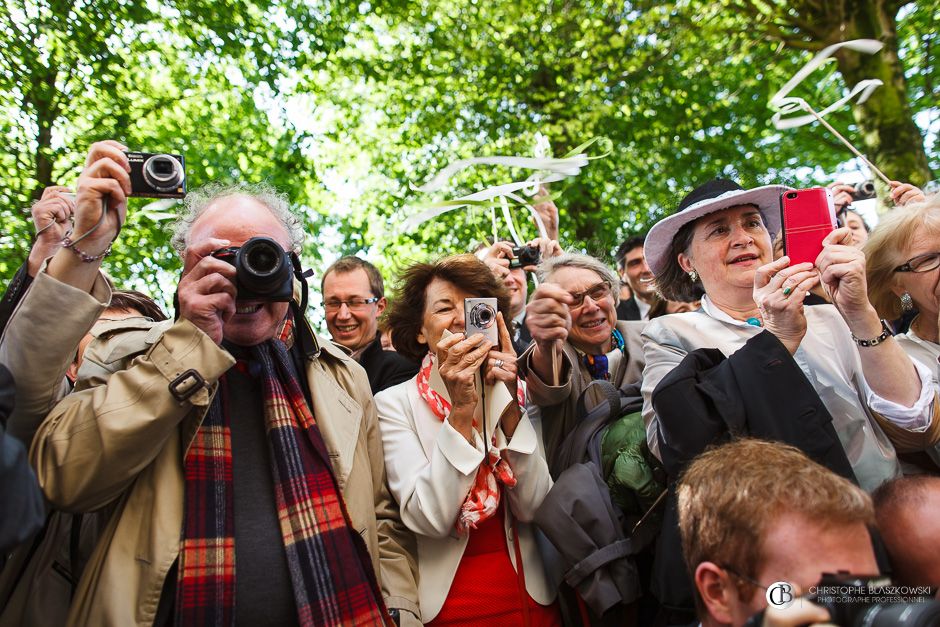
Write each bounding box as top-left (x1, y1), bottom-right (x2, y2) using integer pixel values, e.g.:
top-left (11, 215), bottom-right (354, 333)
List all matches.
top-left (851, 319), bottom-right (892, 347)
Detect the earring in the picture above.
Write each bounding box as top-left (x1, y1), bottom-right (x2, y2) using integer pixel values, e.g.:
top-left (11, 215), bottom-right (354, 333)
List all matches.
top-left (688, 269), bottom-right (698, 282)
top-left (900, 292), bottom-right (914, 312)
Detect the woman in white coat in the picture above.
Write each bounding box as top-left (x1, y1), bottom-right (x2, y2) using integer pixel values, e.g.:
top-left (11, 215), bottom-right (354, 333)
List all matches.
top-left (376, 254), bottom-right (559, 626)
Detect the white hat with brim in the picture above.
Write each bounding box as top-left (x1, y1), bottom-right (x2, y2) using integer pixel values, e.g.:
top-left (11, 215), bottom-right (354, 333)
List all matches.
top-left (644, 181), bottom-right (791, 277)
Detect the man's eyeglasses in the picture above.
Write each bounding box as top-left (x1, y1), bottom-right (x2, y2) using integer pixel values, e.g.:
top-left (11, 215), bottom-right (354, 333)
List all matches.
top-left (324, 297), bottom-right (380, 312)
top-left (569, 281), bottom-right (612, 309)
top-left (719, 564), bottom-right (767, 591)
top-left (893, 252), bottom-right (940, 274)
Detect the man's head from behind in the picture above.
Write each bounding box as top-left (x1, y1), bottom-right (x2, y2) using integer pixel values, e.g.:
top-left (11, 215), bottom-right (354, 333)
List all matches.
top-left (616, 234), bottom-right (655, 302)
top-left (873, 475), bottom-right (940, 593)
top-left (171, 182), bottom-right (304, 347)
top-left (321, 256), bottom-right (386, 352)
top-left (678, 439), bottom-right (877, 627)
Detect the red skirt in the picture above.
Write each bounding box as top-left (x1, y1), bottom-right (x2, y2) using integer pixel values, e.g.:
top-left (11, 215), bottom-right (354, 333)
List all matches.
top-left (427, 504), bottom-right (561, 626)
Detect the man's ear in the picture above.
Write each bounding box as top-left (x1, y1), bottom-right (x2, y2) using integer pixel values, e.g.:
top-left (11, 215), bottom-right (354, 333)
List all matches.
top-left (66, 361), bottom-right (79, 384)
top-left (376, 296), bottom-right (387, 316)
top-left (678, 252), bottom-right (695, 274)
top-left (695, 562), bottom-right (736, 626)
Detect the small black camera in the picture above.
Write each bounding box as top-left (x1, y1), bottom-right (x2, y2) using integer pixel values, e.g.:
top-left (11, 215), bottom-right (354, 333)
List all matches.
top-left (127, 151), bottom-right (186, 198)
top-left (211, 237), bottom-right (293, 302)
top-left (509, 245), bottom-right (541, 269)
top-left (849, 180), bottom-right (876, 202)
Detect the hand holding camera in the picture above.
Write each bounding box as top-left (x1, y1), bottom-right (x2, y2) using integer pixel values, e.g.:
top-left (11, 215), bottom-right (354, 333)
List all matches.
top-left (435, 332), bottom-right (493, 441)
top-left (815, 227), bottom-right (878, 328)
top-left (177, 238), bottom-right (238, 345)
top-left (71, 141), bottom-right (133, 255)
top-left (753, 256), bottom-right (819, 355)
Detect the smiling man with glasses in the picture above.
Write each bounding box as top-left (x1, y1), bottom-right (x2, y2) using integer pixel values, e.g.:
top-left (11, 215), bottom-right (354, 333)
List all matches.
top-left (322, 256), bottom-right (418, 393)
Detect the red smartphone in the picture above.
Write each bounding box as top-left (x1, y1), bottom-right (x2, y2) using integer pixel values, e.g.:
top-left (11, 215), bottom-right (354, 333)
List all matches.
top-left (780, 188), bottom-right (837, 266)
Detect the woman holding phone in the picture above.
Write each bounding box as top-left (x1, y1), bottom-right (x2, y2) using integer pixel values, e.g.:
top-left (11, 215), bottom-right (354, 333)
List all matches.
top-left (376, 254), bottom-right (559, 626)
top-left (640, 179), bottom-right (939, 490)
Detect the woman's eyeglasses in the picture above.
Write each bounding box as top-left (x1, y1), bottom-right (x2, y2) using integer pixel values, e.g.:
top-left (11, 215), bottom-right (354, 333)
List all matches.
top-left (893, 252), bottom-right (940, 274)
top-left (324, 297), bottom-right (380, 312)
top-left (569, 282), bottom-right (612, 309)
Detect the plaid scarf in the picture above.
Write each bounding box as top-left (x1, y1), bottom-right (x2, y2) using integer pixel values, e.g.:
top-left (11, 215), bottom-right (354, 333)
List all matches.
top-left (176, 319), bottom-right (388, 626)
top-left (416, 353), bottom-right (525, 535)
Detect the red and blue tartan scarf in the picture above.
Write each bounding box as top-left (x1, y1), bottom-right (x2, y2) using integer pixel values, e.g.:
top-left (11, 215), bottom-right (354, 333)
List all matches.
top-left (176, 320), bottom-right (388, 626)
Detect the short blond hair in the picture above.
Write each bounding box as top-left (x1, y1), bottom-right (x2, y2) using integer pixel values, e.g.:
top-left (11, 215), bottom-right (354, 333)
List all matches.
top-left (677, 439), bottom-right (872, 609)
top-left (864, 194), bottom-right (940, 320)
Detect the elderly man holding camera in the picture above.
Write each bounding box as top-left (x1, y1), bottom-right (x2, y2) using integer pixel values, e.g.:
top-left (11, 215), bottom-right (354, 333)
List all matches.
top-left (23, 141), bottom-right (418, 626)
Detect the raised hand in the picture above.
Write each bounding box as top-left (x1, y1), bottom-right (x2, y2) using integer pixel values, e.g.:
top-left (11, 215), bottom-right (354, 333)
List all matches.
top-left (753, 256), bottom-right (819, 355)
top-left (177, 238), bottom-right (237, 344)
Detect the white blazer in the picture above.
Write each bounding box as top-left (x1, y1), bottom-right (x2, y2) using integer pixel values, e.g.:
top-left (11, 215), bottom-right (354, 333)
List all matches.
top-left (375, 364), bottom-right (555, 623)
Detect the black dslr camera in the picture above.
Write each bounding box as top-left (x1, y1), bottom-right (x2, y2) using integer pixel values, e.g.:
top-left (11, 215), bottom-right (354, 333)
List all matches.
top-left (211, 237), bottom-right (293, 302)
top-left (745, 572), bottom-right (939, 627)
top-left (509, 245), bottom-right (541, 269)
top-left (127, 151), bottom-right (186, 198)
top-left (849, 180), bottom-right (876, 202)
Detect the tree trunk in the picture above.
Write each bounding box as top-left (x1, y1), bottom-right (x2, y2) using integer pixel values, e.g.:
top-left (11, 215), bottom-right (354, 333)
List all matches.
top-left (832, 0), bottom-right (933, 187)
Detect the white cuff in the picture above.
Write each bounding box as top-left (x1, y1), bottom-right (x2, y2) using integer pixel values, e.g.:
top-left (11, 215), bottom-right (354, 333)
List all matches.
top-left (493, 410), bottom-right (538, 455)
top-left (866, 359), bottom-right (935, 430)
top-left (438, 419), bottom-right (485, 475)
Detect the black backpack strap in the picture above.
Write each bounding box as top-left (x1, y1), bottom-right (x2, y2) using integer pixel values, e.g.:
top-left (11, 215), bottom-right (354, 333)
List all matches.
top-left (575, 379), bottom-right (621, 423)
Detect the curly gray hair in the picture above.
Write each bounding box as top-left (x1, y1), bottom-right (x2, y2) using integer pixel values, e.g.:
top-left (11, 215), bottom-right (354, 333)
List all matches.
top-left (535, 251), bottom-right (621, 306)
top-left (170, 181), bottom-right (305, 256)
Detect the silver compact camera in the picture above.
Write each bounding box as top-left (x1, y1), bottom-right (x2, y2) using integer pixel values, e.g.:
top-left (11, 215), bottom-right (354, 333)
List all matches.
top-left (464, 297), bottom-right (498, 344)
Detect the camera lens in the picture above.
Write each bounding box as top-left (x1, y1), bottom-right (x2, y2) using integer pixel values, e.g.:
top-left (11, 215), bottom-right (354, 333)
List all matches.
top-left (863, 601), bottom-right (940, 626)
top-left (235, 237), bottom-right (289, 295)
top-left (246, 245), bottom-right (279, 275)
top-left (786, 192), bottom-right (798, 199)
top-left (471, 303), bottom-right (495, 328)
top-left (143, 155), bottom-right (184, 192)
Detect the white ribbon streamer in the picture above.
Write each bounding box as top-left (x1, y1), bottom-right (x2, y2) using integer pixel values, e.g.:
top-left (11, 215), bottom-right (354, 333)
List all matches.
top-left (404, 136), bottom-right (608, 236)
top-left (770, 39), bottom-right (884, 129)
top-left (769, 39), bottom-right (892, 183)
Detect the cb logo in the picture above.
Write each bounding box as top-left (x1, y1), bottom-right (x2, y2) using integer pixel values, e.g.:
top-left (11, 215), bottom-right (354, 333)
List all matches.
top-left (766, 581), bottom-right (795, 609)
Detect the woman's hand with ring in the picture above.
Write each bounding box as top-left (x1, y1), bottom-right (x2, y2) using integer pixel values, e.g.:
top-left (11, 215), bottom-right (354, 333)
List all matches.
top-left (484, 312), bottom-right (523, 438)
top-left (753, 256), bottom-right (819, 354)
top-left (436, 332), bottom-right (492, 440)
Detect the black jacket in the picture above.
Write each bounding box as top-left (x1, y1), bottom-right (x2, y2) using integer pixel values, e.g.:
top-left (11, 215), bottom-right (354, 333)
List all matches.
top-left (0, 264), bottom-right (31, 337)
top-left (357, 334), bottom-right (419, 395)
top-left (0, 364), bottom-right (45, 556)
top-left (616, 297), bottom-right (642, 321)
top-left (648, 330), bottom-right (854, 615)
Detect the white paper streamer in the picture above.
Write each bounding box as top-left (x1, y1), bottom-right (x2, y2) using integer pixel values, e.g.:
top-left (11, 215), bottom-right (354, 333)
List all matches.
top-left (770, 39), bottom-right (884, 130)
top-left (404, 136), bottom-right (607, 238)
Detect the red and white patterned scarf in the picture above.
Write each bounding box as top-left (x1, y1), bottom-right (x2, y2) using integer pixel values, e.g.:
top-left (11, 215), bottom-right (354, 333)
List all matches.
top-left (416, 353), bottom-right (525, 535)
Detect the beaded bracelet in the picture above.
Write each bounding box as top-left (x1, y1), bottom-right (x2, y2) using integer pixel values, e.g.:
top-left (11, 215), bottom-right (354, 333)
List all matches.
top-left (61, 230), bottom-right (112, 263)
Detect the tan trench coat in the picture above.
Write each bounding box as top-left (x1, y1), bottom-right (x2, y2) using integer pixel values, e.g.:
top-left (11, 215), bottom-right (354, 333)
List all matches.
top-left (27, 302), bottom-right (419, 625)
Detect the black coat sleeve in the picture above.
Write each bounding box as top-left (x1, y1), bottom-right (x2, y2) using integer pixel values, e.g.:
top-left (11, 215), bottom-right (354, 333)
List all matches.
top-left (0, 364), bottom-right (45, 554)
top-left (0, 263), bottom-right (32, 337)
top-left (651, 330), bottom-right (854, 481)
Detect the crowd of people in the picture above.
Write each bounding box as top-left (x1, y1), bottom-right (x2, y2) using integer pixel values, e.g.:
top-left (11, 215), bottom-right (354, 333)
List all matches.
top-left (0, 139), bottom-right (939, 627)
